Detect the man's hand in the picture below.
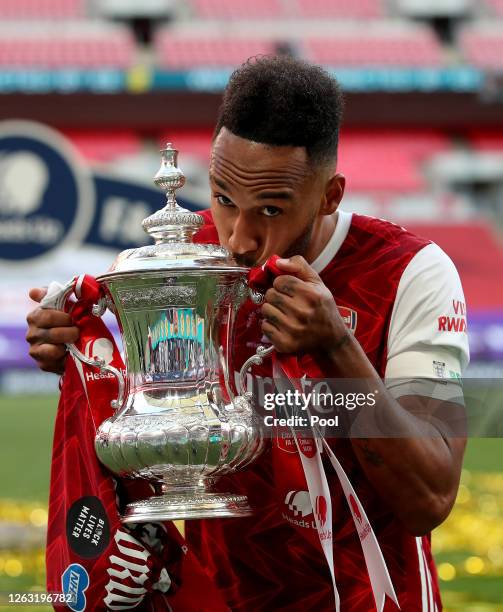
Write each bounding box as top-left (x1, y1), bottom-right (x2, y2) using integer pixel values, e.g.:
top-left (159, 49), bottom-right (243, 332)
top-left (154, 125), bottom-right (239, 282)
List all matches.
top-left (261, 255), bottom-right (348, 354)
top-left (26, 287), bottom-right (79, 374)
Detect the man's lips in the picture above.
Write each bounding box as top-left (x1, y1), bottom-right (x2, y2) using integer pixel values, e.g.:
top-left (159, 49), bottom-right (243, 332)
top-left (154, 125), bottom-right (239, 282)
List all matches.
top-left (232, 254), bottom-right (260, 267)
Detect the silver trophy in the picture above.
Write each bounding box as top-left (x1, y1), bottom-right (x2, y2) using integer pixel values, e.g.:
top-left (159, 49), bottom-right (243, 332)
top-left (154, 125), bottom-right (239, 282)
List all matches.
top-left (57, 144), bottom-right (272, 523)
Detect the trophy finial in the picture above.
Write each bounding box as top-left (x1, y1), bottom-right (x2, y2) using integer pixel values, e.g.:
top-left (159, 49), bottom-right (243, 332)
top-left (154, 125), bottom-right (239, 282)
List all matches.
top-left (152, 142), bottom-right (185, 207)
top-left (143, 142), bottom-right (203, 243)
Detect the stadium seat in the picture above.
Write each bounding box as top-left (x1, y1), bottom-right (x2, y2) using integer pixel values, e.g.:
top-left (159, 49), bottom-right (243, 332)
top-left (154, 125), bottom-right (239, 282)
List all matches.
top-left (189, 0), bottom-right (383, 19)
top-left (296, 0), bottom-right (383, 19)
top-left (0, 24), bottom-right (136, 68)
top-left (0, 0), bottom-right (84, 19)
top-left (406, 222), bottom-right (503, 310)
top-left (459, 23), bottom-right (503, 70)
top-left (190, 0), bottom-right (285, 19)
top-left (62, 131), bottom-right (142, 162)
top-left (340, 130), bottom-right (450, 160)
top-left (484, 0), bottom-right (503, 16)
top-left (155, 34), bottom-right (276, 68)
top-left (468, 130), bottom-right (503, 152)
top-left (305, 27), bottom-right (444, 66)
top-left (156, 24), bottom-right (444, 70)
top-left (340, 151), bottom-right (424, 191)
top-left (337, 130), bottom-right (449, 192)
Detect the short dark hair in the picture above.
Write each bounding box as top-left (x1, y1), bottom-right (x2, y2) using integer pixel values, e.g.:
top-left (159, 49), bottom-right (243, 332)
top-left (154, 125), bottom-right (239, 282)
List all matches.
top-left (215, 55), bottom-right (344, 164)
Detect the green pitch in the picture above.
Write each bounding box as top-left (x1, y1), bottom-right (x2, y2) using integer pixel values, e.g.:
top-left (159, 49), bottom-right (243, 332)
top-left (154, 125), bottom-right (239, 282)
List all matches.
top-left (0, 394), bottom-right (502, 611)
top-left (0, 394), bottom-right (57, 502)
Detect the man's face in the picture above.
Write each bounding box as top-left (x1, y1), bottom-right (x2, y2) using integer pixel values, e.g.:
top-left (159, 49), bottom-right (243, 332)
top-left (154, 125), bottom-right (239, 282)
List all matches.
top-left (209, 128), bottom-right (333, 267)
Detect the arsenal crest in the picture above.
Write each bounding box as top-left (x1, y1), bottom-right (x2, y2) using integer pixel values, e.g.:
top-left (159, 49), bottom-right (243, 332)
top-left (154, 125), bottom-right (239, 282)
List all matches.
top-left (338, 306), bottom-right (357, 332)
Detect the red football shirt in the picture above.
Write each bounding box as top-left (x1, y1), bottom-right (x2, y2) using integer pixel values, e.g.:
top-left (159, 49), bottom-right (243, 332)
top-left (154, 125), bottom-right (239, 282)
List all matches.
top-left (185, 209), bottom-right (444, 611)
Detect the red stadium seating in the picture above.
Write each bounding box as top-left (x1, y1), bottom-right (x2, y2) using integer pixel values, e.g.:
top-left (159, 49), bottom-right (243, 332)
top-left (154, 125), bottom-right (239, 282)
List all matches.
top-left (468, 130), bottom-right (503, 152)
top-left (339, 150), bottom-right (424, 192)
top-left (485, 0), bottom-right (503, 16)
top-left (340, 130), bottom-right (450, 160)
top-left (0, 0), bottom-right (84, 19)
top-left (190, 0), bottom-right (285, 19)
top-left (406, 222), bottom-right (503, 310)
top-left (190, 0), bottom-right (383, 19)
top-left (297, 0), bottom-right (383, 19)
top-left (337, 130), bottom-right (449, 192)
top-left (305, 28), bottom-right (443, 67)
top-left (459, 24), bottom-right (503, 70)
top-left (62, 131), bottom-right (142, 162)
top-left (155, 34), bottom-right (276, 69)
top-left (0, 26), bottom-right (136, 68)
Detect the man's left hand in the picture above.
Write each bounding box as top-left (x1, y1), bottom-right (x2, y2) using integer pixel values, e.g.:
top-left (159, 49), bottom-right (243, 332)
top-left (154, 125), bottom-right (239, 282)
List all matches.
top-left (261, 255), bottom-right (348, 354)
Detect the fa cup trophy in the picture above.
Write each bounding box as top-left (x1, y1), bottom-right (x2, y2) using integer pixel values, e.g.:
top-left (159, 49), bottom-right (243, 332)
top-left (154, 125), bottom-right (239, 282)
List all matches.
top-left (58, 144), bottom-right (271, 524)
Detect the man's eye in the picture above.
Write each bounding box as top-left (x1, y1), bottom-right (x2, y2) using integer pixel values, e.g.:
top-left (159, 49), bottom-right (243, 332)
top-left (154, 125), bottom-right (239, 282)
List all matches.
top-left (216, 195), bottom-right (234, 206)
top-left (262, 206), bottom-right (282, 217)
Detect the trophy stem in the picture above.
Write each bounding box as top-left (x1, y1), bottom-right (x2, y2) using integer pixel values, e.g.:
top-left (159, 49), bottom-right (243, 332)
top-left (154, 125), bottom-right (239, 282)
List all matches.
top-left (121, 481), bottom-right (253, 523)
top-left (165, 191), bottom-right (177, 211)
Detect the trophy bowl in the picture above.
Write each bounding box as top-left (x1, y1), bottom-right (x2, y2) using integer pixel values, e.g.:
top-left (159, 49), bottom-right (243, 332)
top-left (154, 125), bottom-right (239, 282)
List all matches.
top-left (62, 144), bottom-right (271, 523)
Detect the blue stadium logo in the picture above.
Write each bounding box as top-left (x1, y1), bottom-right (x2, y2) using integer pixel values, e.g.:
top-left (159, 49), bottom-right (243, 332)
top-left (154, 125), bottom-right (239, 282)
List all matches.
top-left (61, 563), bottom-right (90, 612)
top-left (0, 120), bottom-right (94, 262)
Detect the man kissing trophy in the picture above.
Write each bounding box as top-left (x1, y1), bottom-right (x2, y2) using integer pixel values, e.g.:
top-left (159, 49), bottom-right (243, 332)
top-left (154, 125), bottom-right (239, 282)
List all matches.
top-left (44, 143), bottom-right (273, 524)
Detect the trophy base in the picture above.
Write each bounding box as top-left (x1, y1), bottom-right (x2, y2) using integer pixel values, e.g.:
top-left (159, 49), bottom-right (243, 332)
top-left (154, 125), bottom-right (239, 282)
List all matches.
top-left (121, 492), bottom-right (253, 523)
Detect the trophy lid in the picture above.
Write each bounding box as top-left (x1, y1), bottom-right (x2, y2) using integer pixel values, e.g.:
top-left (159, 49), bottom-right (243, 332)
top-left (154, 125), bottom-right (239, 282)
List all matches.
top-left (99, 143), bottom-right (247, 278)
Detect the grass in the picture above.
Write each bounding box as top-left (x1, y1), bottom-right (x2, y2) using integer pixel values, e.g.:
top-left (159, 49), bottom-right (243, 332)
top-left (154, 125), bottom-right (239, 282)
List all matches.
top-left (0, 394), bottom-right (502, 610)
top-left (0, 395), bottom-right (57, 503)
top-left (464, 437), bottom-right (503, 472)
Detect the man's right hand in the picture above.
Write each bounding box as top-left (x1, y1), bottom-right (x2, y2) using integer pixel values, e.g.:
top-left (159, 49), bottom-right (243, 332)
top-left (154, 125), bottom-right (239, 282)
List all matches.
top-left (26, 287), bottom-right (79, 374)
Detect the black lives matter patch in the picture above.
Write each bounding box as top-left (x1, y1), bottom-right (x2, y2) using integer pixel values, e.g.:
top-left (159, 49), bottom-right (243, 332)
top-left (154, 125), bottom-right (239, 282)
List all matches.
top-left (66, 496), bottom-right (110, 558)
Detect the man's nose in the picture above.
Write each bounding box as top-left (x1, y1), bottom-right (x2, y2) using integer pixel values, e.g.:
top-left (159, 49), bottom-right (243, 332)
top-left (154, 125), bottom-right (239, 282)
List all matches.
top-left (227, 214), bottom-right (259, 255)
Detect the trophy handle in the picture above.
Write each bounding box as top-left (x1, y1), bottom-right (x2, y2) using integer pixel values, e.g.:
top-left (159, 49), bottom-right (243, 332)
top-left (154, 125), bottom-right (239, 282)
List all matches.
top-left (219, 345), bottom-right (237, 403)
top-left (40, 278), bottom-right (125, 411)
top-left (230, 285), bottom-right (274, 398)
top-left (237, 345), bottom-right (274, 399)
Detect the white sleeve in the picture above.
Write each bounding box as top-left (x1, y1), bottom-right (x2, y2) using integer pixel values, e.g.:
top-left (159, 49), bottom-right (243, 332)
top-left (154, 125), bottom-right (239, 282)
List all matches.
top-left (385, 243), bottom-right (470, 382)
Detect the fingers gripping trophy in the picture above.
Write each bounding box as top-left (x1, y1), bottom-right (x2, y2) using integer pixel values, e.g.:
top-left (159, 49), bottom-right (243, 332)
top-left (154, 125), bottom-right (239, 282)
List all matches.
top-left (49, 144), bottom-right (272, 524)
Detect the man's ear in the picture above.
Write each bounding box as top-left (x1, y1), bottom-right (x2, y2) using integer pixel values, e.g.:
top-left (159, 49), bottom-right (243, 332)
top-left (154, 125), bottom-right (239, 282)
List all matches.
top-left (321, 173), bottom-right (345, 215)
